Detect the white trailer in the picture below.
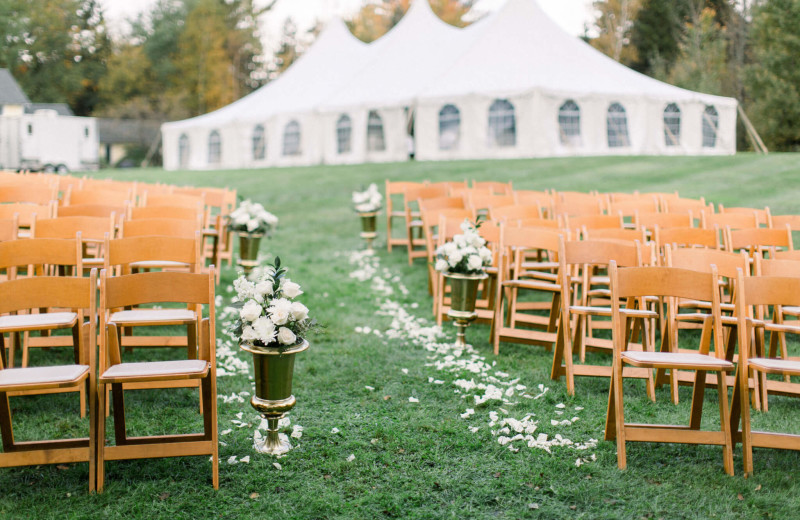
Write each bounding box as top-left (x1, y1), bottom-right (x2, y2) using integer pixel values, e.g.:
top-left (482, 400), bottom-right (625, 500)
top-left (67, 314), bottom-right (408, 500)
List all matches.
top-left (0, 109), bottom-right (99, 173)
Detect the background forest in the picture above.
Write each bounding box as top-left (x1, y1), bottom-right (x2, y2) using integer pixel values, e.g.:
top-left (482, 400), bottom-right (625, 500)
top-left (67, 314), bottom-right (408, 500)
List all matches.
top-left (1, 0), bottom-right (798, 153)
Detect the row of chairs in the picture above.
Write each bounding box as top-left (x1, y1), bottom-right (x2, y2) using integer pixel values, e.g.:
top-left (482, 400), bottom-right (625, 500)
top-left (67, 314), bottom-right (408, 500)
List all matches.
top-left (389, 182), bottom-right (800, 476)
top-left (0, 237), bottom-right (219, 492)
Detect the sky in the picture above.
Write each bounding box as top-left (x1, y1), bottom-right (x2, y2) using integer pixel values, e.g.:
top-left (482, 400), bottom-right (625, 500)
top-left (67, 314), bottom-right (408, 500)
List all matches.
top-left (103, 0), bottom-right (597, 54)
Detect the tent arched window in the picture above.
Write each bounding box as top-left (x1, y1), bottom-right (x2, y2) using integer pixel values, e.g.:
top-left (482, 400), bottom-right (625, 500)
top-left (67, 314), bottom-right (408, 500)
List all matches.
top-left (438, 104), bottom-right (460, 150)
top-left (702, 105), bottom-right (718, 148)
top-left (178, 133), bottom-right (190, 169)
top-left (488, 99), bottom-right (516, 147)
top-left (208, 130), bottom-right (221, 164)
top-left (367, 110), bottom-right (386, 152)
top-left (663, 103), bottom-right (681, 147)
top-left (558, 100), bottom-right (581, 146)
top-left (282, 120), bottom-right (301, 156)
top-left (252, 125), bottom-right (266, 160)
top-left (606, 103), bottom-right (630, 148)
top-left (336, 114), bottom-right (352, 154)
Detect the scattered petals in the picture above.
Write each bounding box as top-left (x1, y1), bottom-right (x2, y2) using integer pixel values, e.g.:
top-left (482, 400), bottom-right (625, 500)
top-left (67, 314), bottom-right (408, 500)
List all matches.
top-left (346, 454), bottom-right (355, 462)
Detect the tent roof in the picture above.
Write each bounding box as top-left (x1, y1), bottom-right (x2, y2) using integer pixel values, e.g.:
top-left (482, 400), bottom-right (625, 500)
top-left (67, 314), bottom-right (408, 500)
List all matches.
top-left (417, 0), bottom-right (736, 106)
top-left (163, 17), bottom-right (370, 131)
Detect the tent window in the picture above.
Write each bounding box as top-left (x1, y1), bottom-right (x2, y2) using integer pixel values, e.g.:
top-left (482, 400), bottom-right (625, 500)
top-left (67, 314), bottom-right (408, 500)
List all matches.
top-left (283, 120), bottom-right (301, 156)
top-left (702, 105), bottom-right (718, 148)
top-left (607, 103), bottom-right (630, 148)
top-left (663, 103), bottom-right (681, 147)
top-left (252, 125), bottom-right (266, 160)
top-left (488, 99), bottom-right (516, 147)
top-left (336, 114), bottom-right (352, 154)
top-left (178, 134), bottom-right (190, 169)
top-left (367, 110), bottom-right (386, 152)
top-left (438, 104), bottom-right (460, 150)
top-left (208, 130), bottom-right (221, 164)
top-left (558, 100), bottom-right (581, 146)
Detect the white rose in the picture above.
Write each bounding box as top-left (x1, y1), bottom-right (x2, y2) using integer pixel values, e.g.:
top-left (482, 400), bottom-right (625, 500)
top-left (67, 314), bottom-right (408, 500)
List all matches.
top-left (241, 325), bottom-right (258, 342)
top-left (246, 218), bottom-right (260, 232)
top-left (449, 250), bottom-right (463, 266)
top-left (268, 298), bottom-right (293, 325)
top-left (479, 247), bottom-right (493, 263)
top-left (443, 242), bottom-right (457, 256)
top-left (233, 277), bottom-right (256, 300)
top-left (255, 280), bottom-right (273, 297)
top-left (290, 301), bottom-right (309, 321)
top-left (253, 316), bottom-right (276, 344)
top-left (460, 219), bottom-right (471, 232)
top-left (453, 234), bottom-right (468, 248)
top-left (240, 300), bottom-right (262, 322)
top-left (434, 258), bottom-right (449, 272)
top-left (467, 254), bottom-right (483, 271)
top-left (234, 213), bottom-right (249, 226)
top-left (260, 211), bottom-right (278, 226)
top-left (281, 279), bottom-right (303, 299)
top-left (277, 327), bottom-right (296, 345)
top-left (470, 234), bottom-right (485, 248)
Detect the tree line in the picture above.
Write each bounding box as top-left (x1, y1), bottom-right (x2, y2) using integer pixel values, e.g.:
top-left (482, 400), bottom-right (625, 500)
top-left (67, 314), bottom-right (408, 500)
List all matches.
top-left (0, 0), bottom-right (797, 151)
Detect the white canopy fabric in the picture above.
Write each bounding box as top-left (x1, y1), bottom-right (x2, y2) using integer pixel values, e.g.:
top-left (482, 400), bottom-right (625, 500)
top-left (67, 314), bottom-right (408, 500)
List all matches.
top-left (162, 0), bottom-right (737, 171)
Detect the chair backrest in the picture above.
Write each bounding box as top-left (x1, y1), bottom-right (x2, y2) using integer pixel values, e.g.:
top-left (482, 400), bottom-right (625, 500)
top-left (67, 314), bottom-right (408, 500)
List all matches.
top-left (418, 196), bottom-right (465, 214)
top-left (33, 216), bottom-right (115, 241)
top-left (489, 204), bottom-right (543, 221)
top-left (472, 181), bottom-right (513, 195)
top-left (565, 214), bottom-right (624, 231)
top-left (514, 190), bottom-right (553, 207)
top-left (0, 201), bottom-right (56, 227)
top-left (717, 204), bottom-right (771, 227)
top-left (56, 203), bottom-right (128, 219)
top-left (582, 227), bottom-right (647, 244)
top-left (68, 188), bottom-right (132, 207)
top-left (467, 193), bottom-right (515, 213)
top-left (666, 245), bottom-right (749, 280)
top-left (143, 193), bottom-right (205, 209)
top-left (0, 185), bottom-right (57, 205)
top-left (129, 205), bottom-right (203, 225)
top-left (560, 237), bottom-right (642, 270)
top-left (654, 226), bottom-right (720, 251)
top-left (635, 211), bottom-right (694, 232)
top-left (770, 214), bottom-right (800, 231)
top-left (403, 185), bottom-right (448, 212)
top-left (0, 235), bottom-right (82, 277)
top-left (702, 210), bottom-right (758, 230)
top-left (552, 199), bottom-right (603, 218)
top-left (120, 217), bottom-right (201, 239)
top-left (607, 198), bottom-right (659, 217)
top-left (515, 217), bottom-right (560, 229)
top-left (104, 232), bottom-right (202, 275)
top-left (386, 180), bottom-right (426, 196)
top-left (724, 225), bottom-right (793, 257)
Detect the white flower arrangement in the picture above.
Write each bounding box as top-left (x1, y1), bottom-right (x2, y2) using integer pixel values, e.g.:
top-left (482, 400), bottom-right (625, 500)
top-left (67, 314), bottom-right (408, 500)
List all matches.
top-left (434, 220), bottom-right (493, 275)
top-left (352, 183), bottom-right (383, 213)
top-left (227, 199), bottom-right (279, 235)
top-left (230, 257), bottom-right (312, 350)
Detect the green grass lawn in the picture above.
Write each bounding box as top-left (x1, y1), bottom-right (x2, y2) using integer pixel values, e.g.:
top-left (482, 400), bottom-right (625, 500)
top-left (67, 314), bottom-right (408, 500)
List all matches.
top-left (2, 154), bottom-right (800, 519)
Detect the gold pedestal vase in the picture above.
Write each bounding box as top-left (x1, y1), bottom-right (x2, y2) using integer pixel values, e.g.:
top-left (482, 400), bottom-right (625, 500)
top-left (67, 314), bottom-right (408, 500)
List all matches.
top-left (444, 272), bottom-right (487, 347)
top-left (240, 339), bottom-right (309, 455)
top-left (358, 211), bottom-right (378, 252)
top-left (237, 232), bottom-right (264, 274)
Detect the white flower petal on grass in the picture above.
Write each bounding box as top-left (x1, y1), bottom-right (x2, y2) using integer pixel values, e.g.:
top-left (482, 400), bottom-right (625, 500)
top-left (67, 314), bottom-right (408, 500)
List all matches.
top-left (346, 454), bottom-right (355, 462)
top-left (575, 406), bottom-right (584, 411)
top-left (365, 385), bottom-right (375, 391)
top-left (331, 427), bottom-right (340, 434)
top-left (469, 427), bottom-right (480, 433)
top-left (227, 456), bottom-right (238, 465)
top-left (291, 425), bottom-right (304, 439)
top-left (555, 403), bottom-right (566, 409)
top-left (401, 368), bottom-right (408, 374)
top-left (221, 429), bottom-right (232, 436)
top-left (240, 456), bottom-right (250, 464)
top-left (273, 462), bottom-right (282, 470)
top-left (235, 412), bottom-right (243, 419)
top-left (408, 397), bottom-right (419, 403)
top-left (278, 417), bottom-right (291, 428)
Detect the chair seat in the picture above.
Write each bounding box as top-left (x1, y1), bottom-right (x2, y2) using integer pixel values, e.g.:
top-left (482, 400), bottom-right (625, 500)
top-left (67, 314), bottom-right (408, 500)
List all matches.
top-left (572, 306), bottom-right (657, 318)
top-left (504, 279), bottom-right (560, 292)
top-left (83, 258), bottom-right (105, 266)
top-left (0, 364), bottom-right (88, 391)
top-left (130, 260), bottom-right (190, 269)
top-left (0, 312), bottom-right (78, 332)
top-left (749, 357), bottom-right (800, 376)
top-left (100, 360), bottom-right (209, 383)
top-left (110, 309), bottom-right (196, 326)
top-left (622, 351), bottom-right (734, 371)
top-left (782, 306), bottom-right (800, 316)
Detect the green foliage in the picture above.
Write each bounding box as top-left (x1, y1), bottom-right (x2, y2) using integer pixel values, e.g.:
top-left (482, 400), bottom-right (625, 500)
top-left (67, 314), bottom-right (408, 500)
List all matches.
top-left (0, 0), bottom-right (110, 115)
top-left (667, 7), bottom-right (729, 96)
top-left (745, 0), bottom-right (800, 151)
top-left (630, 0), bottom-right (686, 73)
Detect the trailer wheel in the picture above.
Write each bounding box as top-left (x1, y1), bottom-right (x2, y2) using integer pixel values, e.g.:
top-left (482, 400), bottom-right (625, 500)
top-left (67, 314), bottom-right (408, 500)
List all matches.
top-left (55, 164), bottom-right (70, 175)
top-left (42, 164), bottom-right (55, 173)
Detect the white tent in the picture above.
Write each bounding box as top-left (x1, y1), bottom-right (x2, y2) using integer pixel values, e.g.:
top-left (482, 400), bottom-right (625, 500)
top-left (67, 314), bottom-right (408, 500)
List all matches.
top-left (162, 0), bottom-right (737, 171)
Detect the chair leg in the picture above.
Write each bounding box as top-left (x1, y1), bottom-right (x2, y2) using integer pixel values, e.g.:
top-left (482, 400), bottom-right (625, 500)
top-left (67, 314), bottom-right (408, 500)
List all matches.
top-left (689, 370), bottom-right (707, 430)
top-left (88, 377), bottom-right (97, 492)
top-left (111, 383), bottom-right (127, 445)
top-left (716, 370), bottom-right (734, 476)
top-left (96, 383), bottom-right (106, 493)
top-left (0, 391), bottom-right (14, 452)
top-left (202, 374), bottom-right (219, 490)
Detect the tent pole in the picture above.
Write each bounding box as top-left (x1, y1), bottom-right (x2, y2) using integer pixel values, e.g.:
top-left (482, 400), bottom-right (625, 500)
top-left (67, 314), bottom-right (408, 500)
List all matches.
top-left (737, 105), bottom-right (768, 154)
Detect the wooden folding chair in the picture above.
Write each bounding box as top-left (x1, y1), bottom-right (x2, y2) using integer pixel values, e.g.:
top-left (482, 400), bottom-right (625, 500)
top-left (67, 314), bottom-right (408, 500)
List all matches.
top-left (492, 227), bottom-right (564, 355)
top-left (653, 226), bottom-right (720, 263)
top-left (608, 197), bottom-right (659, 229)
top-left (718, 205), bottom-right (771, 228)
top-left (769, 214), bottom-right (800, 231)
top-left (514, 190), bottom-right (553, 213)
top-left (472, 181), bottom-right (513, 195)
top-left (120, 217), bottom-right (201, 240)
top-left (488, 204), bottom-right (544, 222)
top-left (550, 237), bottom-right (657, 396)
top-left (140, 192), bottom-right (204, 210)
top-left (66, 187), bottom-right (132, 208)
top-left (731, 271), bottom-right (800, 476)
top-left (385, 181), bottom-right (424, 252)
top-left (565, 214), bottom-right (624, 232)
top-left (0, 235), bottom-right (84, 370)
top-left (404, 185), bottom-right (448, 264)
top-left (0, 214), bottom-right (19, 244)
top-left (0, 270), bottom-right (97, 491)
top-left (724, 225), bottom-right (793, 262)
top-left (703, 210), bottom-right (758, 231)
top-left (33, 215), bottom-right (117, 270)
top-left (96, 268), bottom-right (218, 492)
top-left (0, 185), bottom-right (58, 205)
top-left (605, 263), bottom-right (735, 475)
top-left (0, 201), bottom-right (56, 237)
top-left (467, 194), bottom-right (515, 217)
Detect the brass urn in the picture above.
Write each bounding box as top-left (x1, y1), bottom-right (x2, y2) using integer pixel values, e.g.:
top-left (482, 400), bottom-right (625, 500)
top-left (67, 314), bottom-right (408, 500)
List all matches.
top-left (237, 233), bottom-right (263, 274)
top-left (358, 211), bottom-right (378, 252)
top-left (443, 272), bottom-right (487, 347)
top-left (240, 338), bottom-right (309, 455)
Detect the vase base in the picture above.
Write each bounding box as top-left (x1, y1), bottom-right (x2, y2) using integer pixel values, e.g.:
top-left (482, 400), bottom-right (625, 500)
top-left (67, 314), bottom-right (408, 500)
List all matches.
top-left (254, 432), bottom-right (292, 455)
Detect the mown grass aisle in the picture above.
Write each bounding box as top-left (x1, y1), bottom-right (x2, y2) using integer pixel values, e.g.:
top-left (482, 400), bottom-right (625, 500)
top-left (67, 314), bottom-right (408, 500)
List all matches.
top-left (1, 155), bottom-right (800, 518)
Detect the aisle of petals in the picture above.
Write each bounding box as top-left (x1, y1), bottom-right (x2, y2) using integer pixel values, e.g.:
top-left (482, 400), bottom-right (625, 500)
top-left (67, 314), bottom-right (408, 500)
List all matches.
top-left (348, 250), bottom-right (598, 465)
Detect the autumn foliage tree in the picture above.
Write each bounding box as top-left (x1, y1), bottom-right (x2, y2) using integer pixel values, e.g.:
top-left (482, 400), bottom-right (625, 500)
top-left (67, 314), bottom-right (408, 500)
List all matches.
top-left (347, 0), bottom-right (476, 43)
